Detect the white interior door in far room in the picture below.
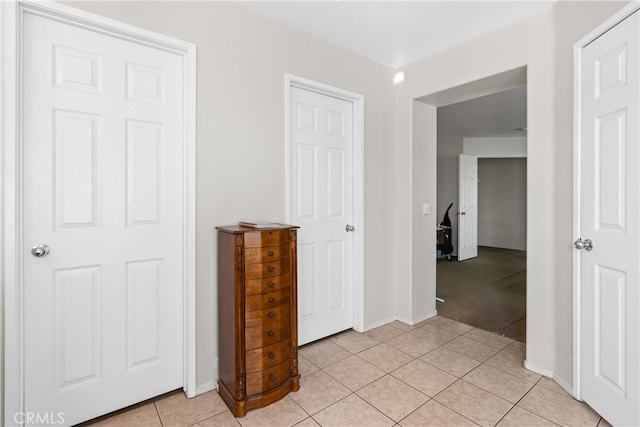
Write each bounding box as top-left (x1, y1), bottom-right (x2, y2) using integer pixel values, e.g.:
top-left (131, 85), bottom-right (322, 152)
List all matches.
top-left (575, 7), bottom-right (640, 427)
top-left (17, 6), bottom-right (192, 425)
top-left (458, 154), bottom-right (478, 261)
top-left (290, 86), bottom-right (355, 346)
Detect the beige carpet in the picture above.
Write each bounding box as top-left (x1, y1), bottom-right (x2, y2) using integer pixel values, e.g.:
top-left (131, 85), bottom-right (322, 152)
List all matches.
top-left (436, 246), bottom-right (526, 342)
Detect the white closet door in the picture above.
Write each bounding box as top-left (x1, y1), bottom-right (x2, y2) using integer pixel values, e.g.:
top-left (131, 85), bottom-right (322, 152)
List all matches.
top-left (290, 87), bottom-right (355, 345)
top-left (578, 10), bottom-right (639, 427)
top-left (22, 11), bottom-right (185, 425)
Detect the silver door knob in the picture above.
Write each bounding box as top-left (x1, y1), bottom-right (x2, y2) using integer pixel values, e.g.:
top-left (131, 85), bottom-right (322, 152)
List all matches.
top-left (574, 238), bottom-right (593, 251)
top-left (345, 224), bottom-right (355, 232)
top-left (31, 244), bottom-right (51, 257)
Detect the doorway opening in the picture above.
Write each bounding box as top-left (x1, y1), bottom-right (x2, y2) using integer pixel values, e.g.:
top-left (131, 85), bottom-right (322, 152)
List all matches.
top-left (435, 86), bottom-right (527, 342)
top-left (412, 67), bottom-right (528, 343)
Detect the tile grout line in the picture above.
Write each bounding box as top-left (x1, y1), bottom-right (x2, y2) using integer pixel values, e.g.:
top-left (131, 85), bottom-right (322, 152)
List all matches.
top-left (432, 346), bottom-right (554, 425)
top-left (311, 388), bottom-right (396, 426)
top-left (490, 376), bottom-right (562, 427)
top-left (355, 339), bottom-right (468, 421)
top-left (288, 393), bottom-right (314, 426)
top-left (427, 377), bottom-right (498, 427)
top-left (306, 330), bottom-right (570, 426)
top-left (313, 338), bottom-right (450, 424)
top-left (153, 401), bottom-right (164, 427)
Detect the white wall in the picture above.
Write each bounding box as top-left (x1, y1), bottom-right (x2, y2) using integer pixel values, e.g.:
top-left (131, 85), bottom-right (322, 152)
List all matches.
top-left (478, 158), bottom-right (527, 250)
top-left (408, 101), bottom-right (437, 324)
top-left (395, 1), bottom-right (628, 388)
top-left (49, 0), bottom-right (398, 392)
top-left (464, 137), bottom-right (527, 157)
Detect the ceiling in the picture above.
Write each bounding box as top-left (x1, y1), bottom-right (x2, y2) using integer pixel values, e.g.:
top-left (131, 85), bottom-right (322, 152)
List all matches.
top-left (239, 1), bottom-right (556, 69)
top-left (240, 1), bottom-right (533, 139)
top-left (437, 85), bottom-right (527, 141)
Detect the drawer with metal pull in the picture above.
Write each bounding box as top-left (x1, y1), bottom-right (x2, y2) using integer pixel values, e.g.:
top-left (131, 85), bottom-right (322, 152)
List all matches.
top-left (245, 303), bottom-right (290, 328)
top-left (245, 288), bottom-right (290, 311)
top-left (246, 339), bottom-right (291, 372)
top-left (244, 230), bottom-right (289, 248)
top-left (245, 319), bottom-right (290, 350)
top-left (244, 244), bottom-right (288, 264)
top-left (245, 274), bottom-right (290, 296)
top-left (244, 259), bottom-right (290, 280)
top-left (245, 360), bottom-right (291, 396)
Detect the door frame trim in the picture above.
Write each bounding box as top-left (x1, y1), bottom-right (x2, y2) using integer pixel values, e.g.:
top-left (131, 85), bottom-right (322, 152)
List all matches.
top-left (284, 73), bottom-right (365, 333)
top-left (572, 1), bottom-right (640, 401)
top-left (2, 1), bottom-right (197, 423)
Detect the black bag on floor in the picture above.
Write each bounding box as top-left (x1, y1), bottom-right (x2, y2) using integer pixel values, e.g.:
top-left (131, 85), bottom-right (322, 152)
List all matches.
top-left (441, 203), bottom-right (453, 228)
top-left (439, 203), bottom-right (454, 255)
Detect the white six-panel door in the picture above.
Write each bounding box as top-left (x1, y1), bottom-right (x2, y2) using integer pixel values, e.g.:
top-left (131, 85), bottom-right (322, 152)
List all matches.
top-left (577, 9), bottom-right (639, 426)
top-left (458, 154), bottom-right (478, 261)
top-left (290, 86), bottom-right (355, 346)
top-left (22, 10), bottom-right (186, 425)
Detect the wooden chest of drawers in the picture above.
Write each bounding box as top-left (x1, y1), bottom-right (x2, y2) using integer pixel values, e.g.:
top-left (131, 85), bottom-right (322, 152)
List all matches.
top-left (216, 225), bottom-right (300, 417)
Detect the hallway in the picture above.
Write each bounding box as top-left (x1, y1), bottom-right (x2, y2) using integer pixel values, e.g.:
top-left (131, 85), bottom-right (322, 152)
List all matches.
top-left (436, 247), bottom-right (526, 342)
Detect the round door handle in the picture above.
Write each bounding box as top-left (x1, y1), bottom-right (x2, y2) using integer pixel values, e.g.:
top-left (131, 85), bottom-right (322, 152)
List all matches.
top-left (31, 244), bottom-right (51, 258)
top-left (574, 238), bottom-right (594, 251)
top-left (345, 224), bottom-right (355, 232)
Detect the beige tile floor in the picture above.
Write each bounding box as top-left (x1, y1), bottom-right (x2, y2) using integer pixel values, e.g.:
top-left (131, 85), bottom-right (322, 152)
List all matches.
top-left (87, 317), bottom-right (611, 427)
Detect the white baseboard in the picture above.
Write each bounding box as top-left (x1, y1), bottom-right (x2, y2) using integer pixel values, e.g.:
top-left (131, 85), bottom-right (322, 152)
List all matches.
top-left (355, 312), bottom-right (439, 334)
top-left (194, 358), bottom-right (218, 396)
top-left (414, 310), bottom-right (438, 325)
top-left (361, 316), bottom-right (397, 332)
top-left (553, 373), bottom-right (575, 397)
top-left (396, 310), bottom-right (438, 326)
top-left (523, 359), bottom-right (554, 377)
top-left (395, 315), bottom-right (413, 325)
top-left (523, 361), bottom-right (576, 399)
top-left (195, 379), bottom-right (217, 396)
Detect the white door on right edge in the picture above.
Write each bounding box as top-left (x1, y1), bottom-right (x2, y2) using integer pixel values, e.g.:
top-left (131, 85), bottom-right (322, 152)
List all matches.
top-left (458, 154), bottom-right (478, 261)
top-left (578, 9), bottom-right (639, 426)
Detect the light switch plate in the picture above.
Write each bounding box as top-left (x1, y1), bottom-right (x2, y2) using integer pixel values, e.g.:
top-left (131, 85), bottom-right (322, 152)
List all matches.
top-left (422, 202), bottom-right (431, 215)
